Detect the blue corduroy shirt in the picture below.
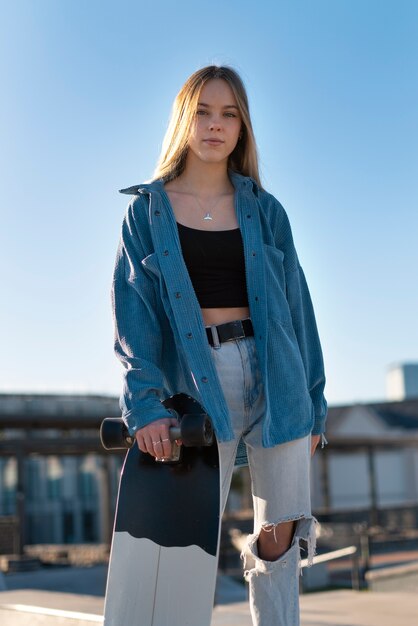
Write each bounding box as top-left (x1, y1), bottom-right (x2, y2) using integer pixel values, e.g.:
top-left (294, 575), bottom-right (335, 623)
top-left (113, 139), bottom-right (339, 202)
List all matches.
top-left (111, 171), bottom-right (327, 452)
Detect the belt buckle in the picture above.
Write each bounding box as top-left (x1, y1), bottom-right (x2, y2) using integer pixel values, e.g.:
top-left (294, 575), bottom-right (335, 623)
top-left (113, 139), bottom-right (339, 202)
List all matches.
top-left (210, 324), bottom-right (221, 349)
top-left (229, 319), bottom-right (245, 340)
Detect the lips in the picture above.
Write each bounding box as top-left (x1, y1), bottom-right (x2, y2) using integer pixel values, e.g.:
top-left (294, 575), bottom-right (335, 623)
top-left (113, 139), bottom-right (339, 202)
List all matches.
top-left (203, 139), bottom-right (224, 145)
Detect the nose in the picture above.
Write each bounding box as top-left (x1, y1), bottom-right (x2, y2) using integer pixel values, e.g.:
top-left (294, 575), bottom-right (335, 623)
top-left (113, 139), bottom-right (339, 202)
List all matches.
top-left (208, 115), bottom-right (222, 131)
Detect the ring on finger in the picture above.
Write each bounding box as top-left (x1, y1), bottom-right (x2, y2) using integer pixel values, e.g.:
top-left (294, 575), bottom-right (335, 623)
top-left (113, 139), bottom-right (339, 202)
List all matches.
top-left (152, 440), bottom-right (162, 446)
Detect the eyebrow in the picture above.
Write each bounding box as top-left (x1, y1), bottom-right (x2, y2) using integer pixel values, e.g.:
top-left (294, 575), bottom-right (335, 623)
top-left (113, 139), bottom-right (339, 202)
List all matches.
top-left (197, 102), bottom-right (239, 110)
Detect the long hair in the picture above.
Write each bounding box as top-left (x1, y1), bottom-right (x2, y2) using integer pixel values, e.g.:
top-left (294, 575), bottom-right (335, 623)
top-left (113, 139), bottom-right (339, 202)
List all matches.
top-left (153, 66), bottom-right (262, 187)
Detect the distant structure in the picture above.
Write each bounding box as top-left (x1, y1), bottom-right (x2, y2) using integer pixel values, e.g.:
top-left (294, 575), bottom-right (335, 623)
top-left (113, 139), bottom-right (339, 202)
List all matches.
top-left (0, 393), bottom-right (121, 548)
top-left (386, 363), bottom-right (418, 400)
top-left (1, 388), bottom-right (418, 549)
top-left (310, 396), bottom-right (418, 514)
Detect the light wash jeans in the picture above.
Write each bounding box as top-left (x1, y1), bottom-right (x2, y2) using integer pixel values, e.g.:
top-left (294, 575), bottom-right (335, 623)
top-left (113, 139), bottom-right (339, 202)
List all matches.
top-left (209, 335), bottom-right (317, 626)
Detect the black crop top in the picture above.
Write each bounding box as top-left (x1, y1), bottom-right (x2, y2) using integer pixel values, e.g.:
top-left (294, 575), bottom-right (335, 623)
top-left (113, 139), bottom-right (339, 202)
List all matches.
top-left (177, 222), bottom-right (249, 308)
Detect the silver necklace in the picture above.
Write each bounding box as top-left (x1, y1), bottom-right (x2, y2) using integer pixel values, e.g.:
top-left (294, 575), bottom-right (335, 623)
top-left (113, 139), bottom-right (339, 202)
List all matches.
top-left (191, 192), bottom-right (226, 221)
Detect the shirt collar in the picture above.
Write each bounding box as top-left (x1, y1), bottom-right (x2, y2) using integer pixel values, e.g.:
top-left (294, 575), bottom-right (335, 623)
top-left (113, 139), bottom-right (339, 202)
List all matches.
top-left (119, 170), bottom-right (258, 196)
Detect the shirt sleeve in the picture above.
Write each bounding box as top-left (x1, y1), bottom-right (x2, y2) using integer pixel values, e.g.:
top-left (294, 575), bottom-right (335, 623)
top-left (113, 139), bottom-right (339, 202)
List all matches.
top-left (111, 198), bottom-right (173, 435)
top-left (273, 199), bottom-right (328, 435)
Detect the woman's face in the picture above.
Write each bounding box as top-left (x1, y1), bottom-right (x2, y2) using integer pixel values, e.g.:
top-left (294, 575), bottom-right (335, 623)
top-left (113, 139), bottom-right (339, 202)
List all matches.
top-left (187, 78), bottom-right (242, 166)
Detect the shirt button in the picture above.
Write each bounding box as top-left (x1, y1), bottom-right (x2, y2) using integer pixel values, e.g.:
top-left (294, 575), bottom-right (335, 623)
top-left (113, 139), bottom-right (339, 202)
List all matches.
top-left (201, 377), bottom-right (208, 383)
top-left (255, 296), bottom-right (259, 301)
top-left (247, 214), bottom-right (251, 219)
top-left (163, 250), bottom-right (169, 256)
top-left (252, 251), bottom-right (256, 257)
top-left (175, 292), bottom-right (181, 298)
top-left (186, 332), bottom-right (193, 339)
top-left (154, 210), bottom-right (161, 216)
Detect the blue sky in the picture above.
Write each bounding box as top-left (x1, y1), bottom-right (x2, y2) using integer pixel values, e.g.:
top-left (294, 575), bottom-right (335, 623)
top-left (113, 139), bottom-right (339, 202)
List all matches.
top-left (1, 0), bottom-right (417, 406)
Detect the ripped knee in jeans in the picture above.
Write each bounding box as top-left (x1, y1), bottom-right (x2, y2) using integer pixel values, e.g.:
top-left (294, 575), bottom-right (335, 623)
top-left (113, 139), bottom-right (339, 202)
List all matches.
top-left (241, 515), bottom-right (318, 580)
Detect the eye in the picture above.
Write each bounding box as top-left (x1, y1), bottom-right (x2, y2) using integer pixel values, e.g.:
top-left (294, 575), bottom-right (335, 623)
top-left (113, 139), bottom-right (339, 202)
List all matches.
top-left (196, 109), bottom-right (208, 116)
top-left (224, 112), bottom-right (237, 118)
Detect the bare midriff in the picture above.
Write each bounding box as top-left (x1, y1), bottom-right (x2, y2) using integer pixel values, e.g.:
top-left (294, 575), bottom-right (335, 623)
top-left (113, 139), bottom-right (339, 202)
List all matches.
top-left (201, 306), bottom-right (250, 327)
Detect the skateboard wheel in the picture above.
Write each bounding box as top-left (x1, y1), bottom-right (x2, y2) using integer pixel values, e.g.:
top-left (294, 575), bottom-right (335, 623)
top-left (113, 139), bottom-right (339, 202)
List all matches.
top-left (100, 418), bottom-right (134, 450)
top-left (180, 413), bottom-right (214, 447)
top-left (99, 394), bottom-right (215, 451)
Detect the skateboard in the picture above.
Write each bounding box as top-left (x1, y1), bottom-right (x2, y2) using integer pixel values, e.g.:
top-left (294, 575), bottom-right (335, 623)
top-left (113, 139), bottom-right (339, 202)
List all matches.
top-left (101, 393), bottom-right (221, 626)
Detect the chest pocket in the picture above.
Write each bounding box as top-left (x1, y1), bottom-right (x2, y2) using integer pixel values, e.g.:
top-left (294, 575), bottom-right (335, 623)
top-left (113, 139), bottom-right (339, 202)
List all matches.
top-left (262, 244), bottom-right (293, 327)
top-left (141, 252), bottom-right (161, 279)
top-left (263, 244), bottom-right (286, 291)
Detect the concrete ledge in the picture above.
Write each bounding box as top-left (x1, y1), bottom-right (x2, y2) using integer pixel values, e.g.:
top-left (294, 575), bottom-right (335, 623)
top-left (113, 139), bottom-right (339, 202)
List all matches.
top-left (366, 560), bottom-right (418, 580)
top-left (0, 591), bottom-right (103, 626)
top-left (1, 588), bottom-right (418, 626)
top-left (0, 590), bottom-right (103, 616)
top-left (366, 560), bottom-right (418, 592)
top-left (0, 604), bottom-right (102, 626)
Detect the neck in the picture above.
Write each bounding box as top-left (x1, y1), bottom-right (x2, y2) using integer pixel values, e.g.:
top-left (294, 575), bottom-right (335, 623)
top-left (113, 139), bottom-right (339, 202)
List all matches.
top-left (176, 154), bottom-right (233, 196)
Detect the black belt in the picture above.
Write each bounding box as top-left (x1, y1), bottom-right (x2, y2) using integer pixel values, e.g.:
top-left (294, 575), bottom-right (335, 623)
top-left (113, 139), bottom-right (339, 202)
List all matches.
top-left (206, 318), bottom-right (254, 347)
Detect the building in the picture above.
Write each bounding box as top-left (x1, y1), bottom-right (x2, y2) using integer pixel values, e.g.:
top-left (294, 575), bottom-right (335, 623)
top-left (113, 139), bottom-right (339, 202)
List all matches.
top-left (1, 392), bottom-right (418, 549)
top-left (311, 398), bottom-right (418, 516)
top-left (0, 394), bottom-right (122, 547)
top-left (386, 363), bottom-right (418, 401)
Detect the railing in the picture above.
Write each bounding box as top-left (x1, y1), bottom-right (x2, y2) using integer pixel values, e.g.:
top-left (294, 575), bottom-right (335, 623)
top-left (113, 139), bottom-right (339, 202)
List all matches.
top-left (301, 545), bottom-right (360, 591)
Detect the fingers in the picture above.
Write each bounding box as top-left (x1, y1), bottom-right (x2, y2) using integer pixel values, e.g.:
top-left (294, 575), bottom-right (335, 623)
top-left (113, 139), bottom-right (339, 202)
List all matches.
top-left (135, 418), bottom-right (177, 460)
top-left (310, 434), bottom-right (321, 457)
top-left (135, 430), bottom-right (150, 455)
top-left (157, 431), bottom-right (172, 459)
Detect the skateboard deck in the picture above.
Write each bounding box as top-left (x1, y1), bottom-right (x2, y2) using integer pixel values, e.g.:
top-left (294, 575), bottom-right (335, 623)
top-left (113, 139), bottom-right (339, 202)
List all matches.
top-left (102, 394), bottom-right (221, 626)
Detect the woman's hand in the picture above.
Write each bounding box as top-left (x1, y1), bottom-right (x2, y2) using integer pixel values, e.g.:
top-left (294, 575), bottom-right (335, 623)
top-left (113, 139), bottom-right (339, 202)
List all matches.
top-left (310, 434), bottom-right (321, 457)
top-left (135, 416), bottom-right (179, 460)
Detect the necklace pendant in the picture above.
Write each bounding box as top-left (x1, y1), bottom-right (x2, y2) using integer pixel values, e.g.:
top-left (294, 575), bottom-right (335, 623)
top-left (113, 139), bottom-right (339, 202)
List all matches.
top-left (203, 213), bottom-right (213, 221)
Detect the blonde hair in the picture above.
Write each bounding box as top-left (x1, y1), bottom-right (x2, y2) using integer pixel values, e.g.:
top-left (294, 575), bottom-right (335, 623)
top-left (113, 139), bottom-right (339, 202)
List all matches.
top-left (153, 66), bottom-right (262, 187)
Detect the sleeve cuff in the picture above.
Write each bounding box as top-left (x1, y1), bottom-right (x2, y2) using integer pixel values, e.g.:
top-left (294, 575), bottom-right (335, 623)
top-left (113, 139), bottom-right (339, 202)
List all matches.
top-left (123, 403), bottom-right (173, 437)
top-left (311, 414), bottom-right (327, 436)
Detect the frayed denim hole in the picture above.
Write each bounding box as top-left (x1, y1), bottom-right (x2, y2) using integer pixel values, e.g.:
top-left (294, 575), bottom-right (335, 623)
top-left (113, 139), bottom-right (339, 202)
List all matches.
top-left (242, 514), bottom-right (318, 581)
top-left (293, 516), bottom-right (319, 568)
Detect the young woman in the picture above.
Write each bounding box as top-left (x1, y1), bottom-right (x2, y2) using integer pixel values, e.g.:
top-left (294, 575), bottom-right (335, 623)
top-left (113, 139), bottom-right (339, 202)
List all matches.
top-left (112, 65), bottom-right (327, 626)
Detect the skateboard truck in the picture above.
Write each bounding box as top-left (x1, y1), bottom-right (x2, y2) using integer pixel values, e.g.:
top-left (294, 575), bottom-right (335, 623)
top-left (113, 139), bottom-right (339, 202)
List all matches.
top-left (100, 395), bottom-right (214, 463)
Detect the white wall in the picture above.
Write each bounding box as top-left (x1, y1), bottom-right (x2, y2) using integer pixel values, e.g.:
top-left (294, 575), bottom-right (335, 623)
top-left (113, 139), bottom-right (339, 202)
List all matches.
top-left (328, 451), bottom-right (371, 510)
